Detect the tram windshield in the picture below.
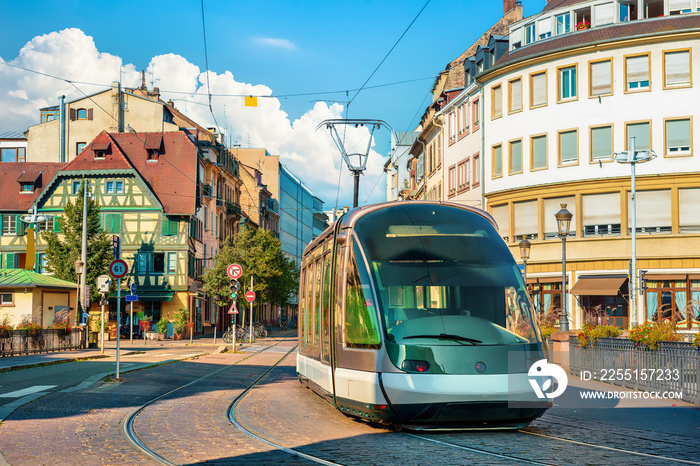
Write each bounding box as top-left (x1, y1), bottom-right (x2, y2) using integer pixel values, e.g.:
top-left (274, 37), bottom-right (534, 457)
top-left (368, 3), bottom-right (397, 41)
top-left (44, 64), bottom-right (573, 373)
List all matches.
top-left (352, 204), bottom-right (540, 346)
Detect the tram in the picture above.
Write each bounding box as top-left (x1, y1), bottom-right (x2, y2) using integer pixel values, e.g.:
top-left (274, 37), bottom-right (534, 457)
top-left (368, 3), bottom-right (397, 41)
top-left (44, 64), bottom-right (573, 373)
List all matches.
top-left (296, 201), bottom-right (550, 429)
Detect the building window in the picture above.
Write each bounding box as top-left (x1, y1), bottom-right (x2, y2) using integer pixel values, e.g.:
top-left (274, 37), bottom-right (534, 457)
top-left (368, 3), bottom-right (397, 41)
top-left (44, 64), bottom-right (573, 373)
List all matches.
top-left (514, 200), bottom-right (538, 241)
top-left (472, 153), bottom-right (480, 187)
top-left (558, 65), bottom-right (577, 101)
top-left (619, 1), bottom-right (637, 21)
top-left (20, 183), bottom-right (33, 193)
top-left (509, 139), bottom-right (523, 175)
top-left (458, 158), bottom-right (470, 191)
top-left (625, 54), bottom-right (650, 91)
top-left (461, 103), bottom-right (469, 132)
top-left (38, 217), bottom-right (55, 232)
top-left (556, 13), bottom-right (571, 34)
top-left (628, 190), bottom-right (671, 235)
top-left (544, 197), bottom-right (576, 238)
top-left (448, 166), bottom-right (456, 196)
top-left (76, 142), bottom-right (86, 154)
top-left (663, 49), bottom-right (691, 88)
top-left (72, 180), bottom-right (82, 194)
top-left (150, 253), bottom-right (165, 274)
top-left (2, 214), bottom-right (17, 235)
top-left (449, 111), bottom-right (456, 142)
top-left (582, 193), bottom-right (621, 237)
top-left (538, 17), bottom-right (552, 39)
top-left (531, 134), bottom-right (548, 170)
top-left (167, 252), bottom-right (177, 274)
top-left (491, 205), bottom-right (509, 242)
top-left (492, 144), bottom-right (502, 178)
top-left (594, 2), bottom-right (614, 25)
top-left (589, 59), bottom-right (613, 97)
top-left (530, 71), bottom-right (547, 108)
top-left (508, 78), bottom-right (522, 113)
top-left (665, 118), bottom-right (692, 156)
top-left (161, 216), bottom-right (179, 236)
top-left (473, 99), bottom-right (480, 128)
top-left (0, 293), bottom-right (13, 306)
top-left (626, 121), bottom-right (651, 151)
top-left (558, 129), bottom-right (578, 165)
top-left (590, 125), bottom-right (613, 161)
top-left (525, 23), bottom-right (536, 44)
top-left (679, 188), bottom-right (700, 233)
top-left (103, 213), bottom-right (121, 234)
top-left (492, 84), bottom-right (502, 119)
top-left (1, 147), bottom-right (25, 163)
top-left (105, 179), bottom-right (124, 194)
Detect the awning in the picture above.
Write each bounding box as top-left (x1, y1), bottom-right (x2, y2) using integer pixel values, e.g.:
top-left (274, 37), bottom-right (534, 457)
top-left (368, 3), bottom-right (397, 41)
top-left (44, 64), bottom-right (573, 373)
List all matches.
top-left (527, 276), bottom-right (564, 284)
top-left (570, 277), bottom-right (627, 296)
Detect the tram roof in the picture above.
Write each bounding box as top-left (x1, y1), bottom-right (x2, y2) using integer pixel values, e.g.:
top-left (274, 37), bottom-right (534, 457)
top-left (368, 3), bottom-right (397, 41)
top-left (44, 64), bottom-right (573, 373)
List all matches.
top-left (302, 201), bottom-right (495, 259)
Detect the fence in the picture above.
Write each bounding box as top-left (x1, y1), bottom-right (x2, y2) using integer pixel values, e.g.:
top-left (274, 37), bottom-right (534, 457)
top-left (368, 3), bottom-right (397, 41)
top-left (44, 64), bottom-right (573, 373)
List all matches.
top-left (0, 328), bottom-right (84, 357)
top-left (569, 336), bottom-right (700, 405)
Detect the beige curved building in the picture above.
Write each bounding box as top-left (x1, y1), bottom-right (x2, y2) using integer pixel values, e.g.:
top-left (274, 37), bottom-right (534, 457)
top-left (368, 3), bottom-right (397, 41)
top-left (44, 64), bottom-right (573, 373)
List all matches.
top-left (480, 0), bottom-right (700, 333)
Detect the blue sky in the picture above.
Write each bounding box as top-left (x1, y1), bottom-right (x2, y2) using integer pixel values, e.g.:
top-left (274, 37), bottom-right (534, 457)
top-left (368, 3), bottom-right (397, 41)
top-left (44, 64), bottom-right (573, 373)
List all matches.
top-left (0, 0), bottom-right (545, 209)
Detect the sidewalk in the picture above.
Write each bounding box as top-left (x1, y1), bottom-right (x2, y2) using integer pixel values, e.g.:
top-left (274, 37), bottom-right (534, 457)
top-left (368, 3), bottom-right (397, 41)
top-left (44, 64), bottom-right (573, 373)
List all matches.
top-left (0, 328), bottom-right (297, 372)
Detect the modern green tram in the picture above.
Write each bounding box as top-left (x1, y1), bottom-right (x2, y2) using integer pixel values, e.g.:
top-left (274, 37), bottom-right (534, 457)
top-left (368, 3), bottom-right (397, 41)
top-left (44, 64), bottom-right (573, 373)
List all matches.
top-left (296, 201), bottom-right (551, 429)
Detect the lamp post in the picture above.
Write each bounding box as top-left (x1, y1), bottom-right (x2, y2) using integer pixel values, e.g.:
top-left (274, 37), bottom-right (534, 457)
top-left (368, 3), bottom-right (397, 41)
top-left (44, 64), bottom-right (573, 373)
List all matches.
top-left (518, 239), bottom-right (531, 286)
top-left (613, 138), bottom-right (656, 329)
top-left (555, 204), bottom-right (573, 332)
top-left (74, 259), bottom-right (84, 326)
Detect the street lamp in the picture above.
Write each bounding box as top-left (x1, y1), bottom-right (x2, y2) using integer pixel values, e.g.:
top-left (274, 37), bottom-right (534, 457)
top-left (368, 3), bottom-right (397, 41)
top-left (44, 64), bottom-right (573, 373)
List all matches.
top-left (555, 204), bottom-right (573, 332)
top-left (519, 239), bottom-right (531, 286)
top-left (74, 259), bottom-right (84, 326)
top-left (612, 138), bottom-right (656, 329)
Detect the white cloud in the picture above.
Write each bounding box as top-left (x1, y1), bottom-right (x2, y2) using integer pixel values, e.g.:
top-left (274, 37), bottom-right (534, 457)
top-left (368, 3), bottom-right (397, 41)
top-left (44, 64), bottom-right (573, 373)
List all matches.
top-left (0, 28), bottom-right (387, 208)
top-left (252, 37), bottom-right (295, 50)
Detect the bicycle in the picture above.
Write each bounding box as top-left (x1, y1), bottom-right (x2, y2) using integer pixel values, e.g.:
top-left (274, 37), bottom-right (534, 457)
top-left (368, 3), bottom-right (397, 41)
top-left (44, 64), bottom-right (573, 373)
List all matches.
top-left (222, 327), bottom-right (234, 344)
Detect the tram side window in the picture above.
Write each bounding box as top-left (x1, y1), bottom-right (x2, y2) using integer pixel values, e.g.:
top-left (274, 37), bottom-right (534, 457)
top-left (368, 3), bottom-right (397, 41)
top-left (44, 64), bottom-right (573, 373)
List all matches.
top-left (345, 241), bottom-right (381, 349)
top-left (322, 253), bottom-right (332, 362)
top-left (305, 262), bottom-right (315, 345)
top-left (313, 258), bottom-right (322, 347)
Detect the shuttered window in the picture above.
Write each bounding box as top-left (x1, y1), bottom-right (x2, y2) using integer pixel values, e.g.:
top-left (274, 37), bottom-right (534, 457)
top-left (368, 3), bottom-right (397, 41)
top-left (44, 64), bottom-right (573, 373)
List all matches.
top-left (627, 122), bottom-right (650, 151)
top-left (104, 213), bottom-right (121, 234)
top-left (626, 55), bottom-right (650, 90)
top-left (509, 78), bottom-right (522, 113)
top-left (590, 60), bottom-right (612, 96)
top-left (627, 190), bottom-right (671, 233)
top-left (492, 85), bottom-right (502, 118)
top-left (665, 118), bottom-right (692, 155)
top-left (514, 201), bottom-right (538, 240)
top-left (491, 205), bottom-right (510, 241)
top-left (544, 197), bottom-right (576, 238)
top-left (582, 193), bottom-right (620, 236)
top-left (161, 215), bottom-right (178, 236)
top-left (594, 2), bottom-right (614, 25)
top-left (664, 50), bottom-right (690, 87)
top-left (679, 188), bottom-right (700, 232)
top-left (493, 144), bottom-right (503, 177)
top-left (509, 140), bottom-right (522, 174)
top-left (531, 72), bottom-right (547, 107)
top-left (532, 135), bottom-right (547, 169)
top-left (591, 125), bottom-right (613, 160)
top-left (559, 130), bottom-right (578, 164)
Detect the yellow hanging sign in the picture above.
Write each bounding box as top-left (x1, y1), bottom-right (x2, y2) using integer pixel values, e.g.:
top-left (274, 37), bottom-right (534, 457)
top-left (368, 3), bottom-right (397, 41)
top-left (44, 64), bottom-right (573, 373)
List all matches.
top-left (245, 96), bottom-right (258, 107)
top-left (25, 228), bottom-right (35, 271)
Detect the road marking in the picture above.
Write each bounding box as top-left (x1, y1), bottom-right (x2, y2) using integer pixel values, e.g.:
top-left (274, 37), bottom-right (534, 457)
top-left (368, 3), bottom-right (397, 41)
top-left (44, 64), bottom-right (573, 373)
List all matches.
top-left (0, 385), bottom-right (56, 398)
top-left (0, 391), bottom-right (50, 422)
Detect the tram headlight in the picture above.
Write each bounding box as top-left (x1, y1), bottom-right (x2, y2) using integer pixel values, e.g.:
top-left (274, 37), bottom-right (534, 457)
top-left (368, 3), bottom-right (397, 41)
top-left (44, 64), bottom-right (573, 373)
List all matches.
top-left (401, 360), bottom-right (430, 373)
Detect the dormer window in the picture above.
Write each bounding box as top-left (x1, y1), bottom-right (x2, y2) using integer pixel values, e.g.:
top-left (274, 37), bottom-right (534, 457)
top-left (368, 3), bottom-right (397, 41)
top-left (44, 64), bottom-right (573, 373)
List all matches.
top-left (147, 149), bottom-right (158, 161)
top-left (144, 133), bottom-right (162, 162)
top-left (16, 170), bottom-right (40, 194)
top-left (20, 183), bottom-right (33, 193)
top-left (94, 150), bottom-right (105, 159)
top-left (91, 140), bottom-right (110, 159)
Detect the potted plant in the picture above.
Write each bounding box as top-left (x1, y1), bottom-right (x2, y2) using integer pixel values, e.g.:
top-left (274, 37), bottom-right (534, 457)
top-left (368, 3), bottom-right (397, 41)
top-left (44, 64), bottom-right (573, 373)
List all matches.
top-left (576, 20), bottom-right (590, 30)
top-left (50, 321), bottom-right (72, 338)
top-left (171, 308), bottom-right (188, 340)
top-left (0, 315), bottom-right (12, 339)
top-left (156, 318), bottom-right (168, 340)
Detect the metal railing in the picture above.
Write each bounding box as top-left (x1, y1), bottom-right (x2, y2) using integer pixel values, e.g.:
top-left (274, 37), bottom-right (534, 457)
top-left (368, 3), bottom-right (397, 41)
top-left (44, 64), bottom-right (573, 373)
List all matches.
top-left (569, 336), bottom-right (700, 404)
top-left (0, 328), bottom-right (84, 357)
top-left (202, 184), bottom-right (213, 198)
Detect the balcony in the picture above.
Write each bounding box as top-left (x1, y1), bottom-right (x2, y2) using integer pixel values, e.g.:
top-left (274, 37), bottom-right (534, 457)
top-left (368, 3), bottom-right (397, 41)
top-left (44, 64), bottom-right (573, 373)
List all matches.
top-left (226, 201), bottom-right (241, 216)
top-left (203, 184), bottom-right (213, 198)
top-left (216, 197), bottom-right (224, 209)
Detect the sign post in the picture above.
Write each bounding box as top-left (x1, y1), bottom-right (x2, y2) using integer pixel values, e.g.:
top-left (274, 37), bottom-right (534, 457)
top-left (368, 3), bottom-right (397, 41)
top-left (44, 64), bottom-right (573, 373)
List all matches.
top-left (246, 279), bottom-right (255, 344)
top-left (109, 259), bottom-right (128, 379)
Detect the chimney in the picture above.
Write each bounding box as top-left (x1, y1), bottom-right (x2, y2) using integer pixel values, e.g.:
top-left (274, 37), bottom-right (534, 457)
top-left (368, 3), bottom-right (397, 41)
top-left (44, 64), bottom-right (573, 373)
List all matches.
top-left (504, 0), bottom-right (516, 15)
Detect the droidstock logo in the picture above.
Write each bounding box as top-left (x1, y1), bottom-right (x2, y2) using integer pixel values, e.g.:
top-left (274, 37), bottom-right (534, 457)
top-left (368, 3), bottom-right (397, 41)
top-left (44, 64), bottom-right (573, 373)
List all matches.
top-left (528, 359), bottom-right (568, 399)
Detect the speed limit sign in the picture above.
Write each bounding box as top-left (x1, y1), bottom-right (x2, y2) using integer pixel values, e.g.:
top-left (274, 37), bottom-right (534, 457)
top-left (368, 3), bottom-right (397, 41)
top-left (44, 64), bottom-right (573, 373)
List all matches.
top-left (108, 259), bottom-right (128, 279)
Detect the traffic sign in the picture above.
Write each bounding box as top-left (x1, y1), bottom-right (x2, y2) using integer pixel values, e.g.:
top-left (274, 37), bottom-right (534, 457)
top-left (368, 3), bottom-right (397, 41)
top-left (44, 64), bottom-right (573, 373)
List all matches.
top-left (126, 294), bottom-right (138, 302)
top-left (228, 303), bottom-right (239, 314)
top-left (245, 290), bottom-right (256, 302)
top-left (227, 263), bottom-right (243, 279)
top-left (108, 259), bottom-right (128, 279)
top-left (130, 283), bottom-right (137, 295)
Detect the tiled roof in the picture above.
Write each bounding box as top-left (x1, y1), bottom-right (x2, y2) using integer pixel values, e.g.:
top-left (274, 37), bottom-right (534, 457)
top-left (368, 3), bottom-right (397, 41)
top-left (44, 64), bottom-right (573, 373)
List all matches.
top-left (0, 269), bottom-right (77, 289)
top-left (0, 131), bottom-right (26, 140)
top-left (62, 131), bottom-right (198, 215)
top-left (495, 15), bottom-right (700, 68)
top-left (0, 162), bottom-right (65, 211)
top-left (542, 0), bottom-right (587, 13)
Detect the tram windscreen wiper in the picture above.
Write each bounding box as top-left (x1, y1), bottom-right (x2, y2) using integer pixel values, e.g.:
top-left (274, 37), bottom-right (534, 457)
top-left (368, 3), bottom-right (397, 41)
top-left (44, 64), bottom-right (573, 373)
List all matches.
top-left (402, 333), bottom-right (482, 345)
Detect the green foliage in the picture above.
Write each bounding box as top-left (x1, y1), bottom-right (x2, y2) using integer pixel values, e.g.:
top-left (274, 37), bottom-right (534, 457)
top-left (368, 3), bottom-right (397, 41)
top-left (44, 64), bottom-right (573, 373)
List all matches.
top-left (577, 324), bottom-right (622, 348)
top-left (17, 315), bottom-right (42, 338)
top-left (41, 180), bottom-right (113, 304)
top-left (171, 308), bottom-right (189, 333)
top-left (156, 318), bottom-right (168, 334)
top-left (203, 227), bottom-right (299, 308)
top-left (50, 321), bottom-right (72, 336)
top-left (0, 314), bottom-right (13, 338)
top-left (693, 332), bottom-right (700, 347)
top-left (628, 321), bottom-right (682, 350)
top-left (540, 326), bottom-right (558, 340)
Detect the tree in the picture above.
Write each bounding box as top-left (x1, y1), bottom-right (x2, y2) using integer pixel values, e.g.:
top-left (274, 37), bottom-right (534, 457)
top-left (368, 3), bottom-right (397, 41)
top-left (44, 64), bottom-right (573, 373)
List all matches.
top-left (42, 180), bottom-right (113, 304)
top-left (203, 227), bottom-right (299, 309)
